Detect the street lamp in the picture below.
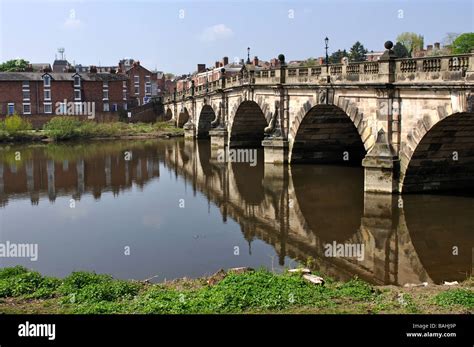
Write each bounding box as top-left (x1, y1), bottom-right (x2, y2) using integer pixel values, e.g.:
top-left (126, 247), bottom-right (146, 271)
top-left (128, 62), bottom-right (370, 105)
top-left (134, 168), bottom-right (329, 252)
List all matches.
top-left (247, 47), bottom-right (251, 64)
top-left (324, 37), bottom-right (330, 104)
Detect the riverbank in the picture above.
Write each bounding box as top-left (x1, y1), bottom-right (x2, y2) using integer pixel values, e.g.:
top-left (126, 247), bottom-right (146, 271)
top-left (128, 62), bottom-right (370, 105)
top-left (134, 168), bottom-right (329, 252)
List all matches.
top-left (0, 266), bottom-right (472, 314)
top-left (0, 116), bottom-right (183, 143)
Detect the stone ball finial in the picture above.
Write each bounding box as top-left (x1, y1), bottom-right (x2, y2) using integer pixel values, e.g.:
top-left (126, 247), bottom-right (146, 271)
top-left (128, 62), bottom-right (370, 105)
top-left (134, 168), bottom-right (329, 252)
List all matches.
top-left (278, 54), bottom-right (285, 63)
top-left (384, 41), bottom-right (394, 50)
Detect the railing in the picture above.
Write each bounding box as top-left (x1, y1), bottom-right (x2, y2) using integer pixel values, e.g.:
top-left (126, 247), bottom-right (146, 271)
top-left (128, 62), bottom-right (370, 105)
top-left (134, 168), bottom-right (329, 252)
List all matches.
top-left (162, 53), bottom-right (473, 102)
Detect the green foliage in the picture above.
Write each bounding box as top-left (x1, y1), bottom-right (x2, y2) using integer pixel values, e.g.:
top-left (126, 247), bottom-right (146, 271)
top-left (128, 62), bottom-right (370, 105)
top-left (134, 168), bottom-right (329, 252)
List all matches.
top-left (349, 41), bottom-right (368, 62)
top-left (434, 289), bottom-right (474, 309)
top-left (451, 33), bottom-right (474, 54)
top-left (396, 32), bottom-right (424, 56)
top-left (59, 271), bottom-right (113, 294)
top-left (1, 114), bottom-right (32, 134)
top-left (329, 49), bottom-right (348, 64)
top-left (0, 268), bottom-right (60, 298)
top-left (393, 42), bottom-right (409, 58)
top-left (0, 59), bottom-right (29, 72)
top-left (333, 278), bottom-right (375, 301)
top-left (43, 116), bottom-right (82, 140)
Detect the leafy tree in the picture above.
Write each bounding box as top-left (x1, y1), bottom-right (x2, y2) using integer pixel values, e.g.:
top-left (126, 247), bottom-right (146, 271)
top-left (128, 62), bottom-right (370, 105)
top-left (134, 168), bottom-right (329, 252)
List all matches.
top-left (393, 42), bottom-right (409, 58)
top-left (442, 32), bottom-right (460, 50)
top-left (348, 42), bottom-right (368, 62)
top-left (329, 49), bottom-right (348, 64)
top-left (164, 73), bottom-right (175, 80)
top-left (302, 57), bottom-right (318, 67)
top-left (396, 32), bottom-right (424, 56)
top-left (451, 33), bottom-right (474, 54)
top-left (0, 59), bottom-right (29, 72)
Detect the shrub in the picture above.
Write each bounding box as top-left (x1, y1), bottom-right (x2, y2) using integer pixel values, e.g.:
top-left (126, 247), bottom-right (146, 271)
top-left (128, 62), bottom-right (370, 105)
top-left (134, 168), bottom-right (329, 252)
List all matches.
top-left (43, 116), bottom-right (82, 140)
top-left (2, 114), bottom-right (32, 134)
top-left (435, 289), bottom-right (474, 309)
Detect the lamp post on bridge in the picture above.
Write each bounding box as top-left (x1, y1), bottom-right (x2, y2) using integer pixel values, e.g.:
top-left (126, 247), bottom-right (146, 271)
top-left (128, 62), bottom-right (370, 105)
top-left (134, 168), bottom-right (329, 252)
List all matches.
top-left (325, 37), bottom-right (330, 105)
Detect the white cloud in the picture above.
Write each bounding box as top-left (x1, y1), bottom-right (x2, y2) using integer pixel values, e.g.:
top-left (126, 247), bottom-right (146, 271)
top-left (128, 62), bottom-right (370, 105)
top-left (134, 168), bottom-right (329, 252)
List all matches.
top-left (199, 24), bottom-right (234, 42)
top-left (64, 17), bottom-right (82, 29)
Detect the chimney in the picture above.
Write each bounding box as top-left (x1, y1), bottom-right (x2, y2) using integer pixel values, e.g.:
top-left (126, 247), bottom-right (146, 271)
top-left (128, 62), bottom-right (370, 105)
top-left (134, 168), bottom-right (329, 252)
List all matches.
top-left (215, 61), bottom-right (219, 68)
top-left (427, 45), bottom-right (433, 51)
top-left (253, 56), bottom-right (259, 66)
top-left (434, 42), bottom-right (440, 50)
top-left (223, 56), bottom-right (229, 66)
top-left (25, 64), bottom-right (33, 72)
top-left (90, 65), bottom-right (97, 73)
top-left (197, 64), bottom-right (206, 73)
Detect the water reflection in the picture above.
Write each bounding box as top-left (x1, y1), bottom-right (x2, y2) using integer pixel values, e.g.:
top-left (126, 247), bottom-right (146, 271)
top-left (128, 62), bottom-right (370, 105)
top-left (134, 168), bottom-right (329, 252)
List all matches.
top-left (0, 139), bottom-right (472, 285)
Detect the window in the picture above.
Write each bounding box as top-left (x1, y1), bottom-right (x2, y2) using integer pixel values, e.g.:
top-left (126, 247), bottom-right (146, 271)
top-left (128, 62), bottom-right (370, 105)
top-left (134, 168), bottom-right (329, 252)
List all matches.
top-left (74, 89), bottom-right (81, 101)
top-left (22, 90), bottom-right (30, 100)
top-left (44, 103), bottom-right (52, 114)
top-left (22, 103), bottom-right (31, 115)
top-left (74, 76), bottom-right (81, 87)
top-left (123, 103), bottom-right (127, 111)
top-left (74, 103), bottom-right (82, 115)
top-left (103, 81), bottom-right (109, 89)
top-left (145, 84), bottom-right (152, 95)
top-left (22, 81), bottom-right (29, 89)
top-left (103, 90), bottom-right (109, 100)
top-left (145, 75), bottom-right (151, 83)
top-left (44, 89), bottom-right (51, 101)
top-left (123, 81), bottom-right (127, 88)
top-left (112, 104), bottom-right (117, 112)
top-left (43, 75), bottom-right (51, 87)
top-left (134, 86), bottom-right (139, 95)
top-left (134, 75), bottom-right (139, 84)
top-left (7, 103), bottom-right (15, 115)
top-left (123, 90), bottom-right (127, 100)
top-left (103, 102), bottom-right (109, 112)
top-left (58, 102), bottom-right (67, 115)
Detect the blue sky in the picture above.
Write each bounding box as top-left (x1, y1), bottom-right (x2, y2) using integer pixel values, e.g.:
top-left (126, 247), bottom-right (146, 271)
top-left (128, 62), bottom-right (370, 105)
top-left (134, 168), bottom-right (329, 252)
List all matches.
top-left (0, 0), bottom-right (473, 75)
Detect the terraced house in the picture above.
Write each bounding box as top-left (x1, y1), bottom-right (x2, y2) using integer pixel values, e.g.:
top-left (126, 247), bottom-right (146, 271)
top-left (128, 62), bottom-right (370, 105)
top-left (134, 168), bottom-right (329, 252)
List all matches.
top-left (0, 69), bottom-right (128, 117)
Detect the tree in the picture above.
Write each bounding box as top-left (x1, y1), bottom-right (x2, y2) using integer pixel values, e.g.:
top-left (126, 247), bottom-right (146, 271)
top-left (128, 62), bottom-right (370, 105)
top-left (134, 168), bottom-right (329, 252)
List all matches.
top-left (393, 42), bottom-right (409, 58)
top-left (451, 33), bottom-right (474, 54)
top-left (348, 42), bottom-right (368, 62)
top-left (164, 73), bottom-right (175, 80)
top-left (396, 32), bottom-right (424, 56)
top-left (329, 49), bottom-right (348, 64)
top-left (0, 59), bottom-right (29, 72)
top-left (442, 32), bottom-right (460, 50)
top-left (302, 58), bottom-right (318, 67)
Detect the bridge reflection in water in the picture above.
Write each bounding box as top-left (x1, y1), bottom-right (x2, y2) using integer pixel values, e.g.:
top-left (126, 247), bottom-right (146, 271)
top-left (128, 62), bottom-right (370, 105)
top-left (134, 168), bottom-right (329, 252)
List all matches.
top-left (0, 139), bottom-right (472, 285)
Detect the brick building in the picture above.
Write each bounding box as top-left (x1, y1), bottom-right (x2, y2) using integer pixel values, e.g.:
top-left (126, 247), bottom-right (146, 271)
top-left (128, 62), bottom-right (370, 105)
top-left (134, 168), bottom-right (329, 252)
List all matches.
top-left (119, 60), bottom-right (165, 106)
top-left (0, 70), bottom-right (127, 116)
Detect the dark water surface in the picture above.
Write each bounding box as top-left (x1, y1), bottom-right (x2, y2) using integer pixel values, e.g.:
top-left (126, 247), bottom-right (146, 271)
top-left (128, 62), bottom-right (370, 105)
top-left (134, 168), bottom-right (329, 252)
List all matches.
top-left (0, 139), bottom-right (472, 285)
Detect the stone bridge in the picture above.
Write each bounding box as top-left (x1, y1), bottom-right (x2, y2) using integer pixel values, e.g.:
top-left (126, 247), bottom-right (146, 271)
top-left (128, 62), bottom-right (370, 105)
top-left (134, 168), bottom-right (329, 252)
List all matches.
top-left (163, 42), bottom-right (474, 194)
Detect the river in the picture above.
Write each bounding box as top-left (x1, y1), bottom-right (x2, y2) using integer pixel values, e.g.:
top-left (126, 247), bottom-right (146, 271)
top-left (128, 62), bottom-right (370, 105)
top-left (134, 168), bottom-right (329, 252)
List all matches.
top-left (0, 138), bottom-right (472, 285)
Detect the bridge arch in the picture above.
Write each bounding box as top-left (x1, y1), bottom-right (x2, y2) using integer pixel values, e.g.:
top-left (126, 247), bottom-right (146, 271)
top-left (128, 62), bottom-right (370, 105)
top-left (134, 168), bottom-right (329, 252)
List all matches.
top-left (229, 100), bottom-right (269, 148)
top-left (164, 108), bottom-right (173, 121)
top-left (197, 105), bottom-right (216, 138)
top-left (290, 104), bottom-right (368, 165)
top-left (177, 107), bottom-right (190, 128)
top-left (401, 111), bottom-right (474, 193)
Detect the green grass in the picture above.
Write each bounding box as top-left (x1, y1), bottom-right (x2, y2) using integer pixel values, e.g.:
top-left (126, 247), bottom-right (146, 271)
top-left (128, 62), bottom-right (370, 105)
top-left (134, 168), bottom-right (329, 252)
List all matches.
top-left (43, 117), bottom-right (182, 140)
top-left (0, 266), bottom-right (472, 314)
top-left (434, 289), bottom-right (474, 309)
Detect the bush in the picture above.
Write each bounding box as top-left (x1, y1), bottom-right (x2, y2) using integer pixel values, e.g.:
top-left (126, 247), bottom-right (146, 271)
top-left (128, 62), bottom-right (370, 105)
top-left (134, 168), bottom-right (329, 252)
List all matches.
top-left (2, 114), bottom-right (32, 134)
top-left (43, 116), bottom-right (82, 140)
top-left (435, 289), bottom-right (474, 309)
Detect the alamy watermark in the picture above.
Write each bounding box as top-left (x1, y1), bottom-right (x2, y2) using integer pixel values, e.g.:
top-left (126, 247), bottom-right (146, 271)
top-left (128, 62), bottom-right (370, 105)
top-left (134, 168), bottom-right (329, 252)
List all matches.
top-left (55, 99), bottom-right (95, 119)
top-left (324, 241), bottom-right (364, 261)
top-left (0, 241), bottom-right (38, 261)
top-left (217, 148), bottom-right (257, 167)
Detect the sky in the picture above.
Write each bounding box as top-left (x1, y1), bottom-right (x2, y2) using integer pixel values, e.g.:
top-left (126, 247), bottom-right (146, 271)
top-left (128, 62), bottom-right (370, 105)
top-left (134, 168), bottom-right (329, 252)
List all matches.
top-left (0, 0), bottom-right (473, 75)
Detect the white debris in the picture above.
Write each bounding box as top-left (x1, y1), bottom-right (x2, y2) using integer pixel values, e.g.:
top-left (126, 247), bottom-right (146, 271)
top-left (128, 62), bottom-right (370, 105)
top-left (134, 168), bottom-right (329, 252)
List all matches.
top-left (403, 282), bottom-right (428, 287)
top-left (303, 274), bottom-right (325, 285)
top-left (443, 281), bottom-right (459, 286)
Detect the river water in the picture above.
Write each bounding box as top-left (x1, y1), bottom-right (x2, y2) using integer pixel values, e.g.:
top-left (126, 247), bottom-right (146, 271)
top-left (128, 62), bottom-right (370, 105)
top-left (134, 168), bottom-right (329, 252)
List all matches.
top-left (0, 138), bottom-right (472, 285)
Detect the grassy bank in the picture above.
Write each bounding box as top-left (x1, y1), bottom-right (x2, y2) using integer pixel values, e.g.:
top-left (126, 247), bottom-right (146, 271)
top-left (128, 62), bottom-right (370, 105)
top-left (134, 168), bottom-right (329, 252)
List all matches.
top-left (0, 115), bottom-right (183, 142)
top-left (0, 266), bottom-right (472, 314)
